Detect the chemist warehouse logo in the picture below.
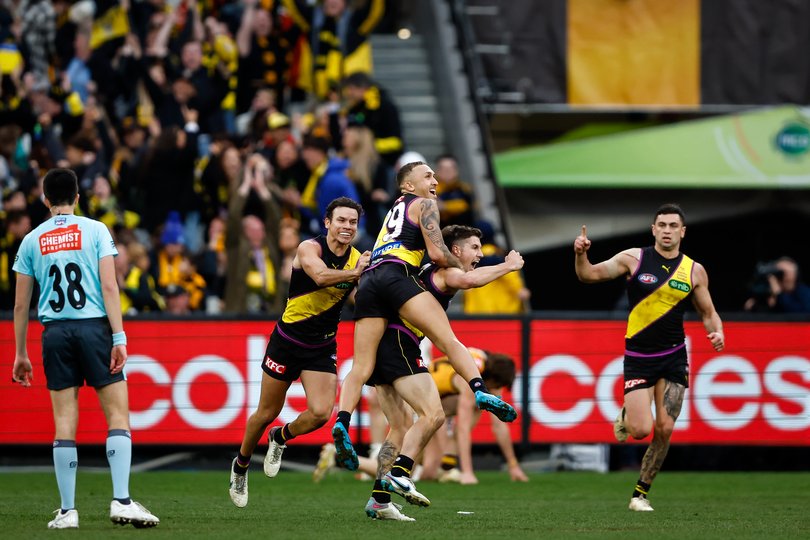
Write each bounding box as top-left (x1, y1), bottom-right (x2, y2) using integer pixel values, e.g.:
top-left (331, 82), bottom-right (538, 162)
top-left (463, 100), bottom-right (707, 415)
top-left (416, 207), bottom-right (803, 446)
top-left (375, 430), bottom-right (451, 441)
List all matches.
top-left (39, 224), bottom-right (82, 255)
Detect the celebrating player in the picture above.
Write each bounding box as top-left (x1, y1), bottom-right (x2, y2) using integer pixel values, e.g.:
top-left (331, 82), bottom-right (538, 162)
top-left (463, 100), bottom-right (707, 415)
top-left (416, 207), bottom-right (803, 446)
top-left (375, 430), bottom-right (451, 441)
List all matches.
top-left (228, 197), bottom-right (369, 507)
top-left (574, 204), bottom-right (724, 511)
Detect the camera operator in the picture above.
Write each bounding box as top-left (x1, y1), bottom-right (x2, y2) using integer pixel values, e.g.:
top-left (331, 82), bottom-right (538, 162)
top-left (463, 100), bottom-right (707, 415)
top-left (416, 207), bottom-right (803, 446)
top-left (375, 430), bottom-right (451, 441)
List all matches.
top-left (744, 257), bottom-right (810, 313)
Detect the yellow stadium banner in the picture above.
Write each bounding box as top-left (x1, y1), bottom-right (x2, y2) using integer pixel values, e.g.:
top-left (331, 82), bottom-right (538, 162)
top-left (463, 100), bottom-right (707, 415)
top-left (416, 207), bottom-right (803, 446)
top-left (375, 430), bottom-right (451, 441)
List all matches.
top-left (568, 0), bottom-right (700, 106)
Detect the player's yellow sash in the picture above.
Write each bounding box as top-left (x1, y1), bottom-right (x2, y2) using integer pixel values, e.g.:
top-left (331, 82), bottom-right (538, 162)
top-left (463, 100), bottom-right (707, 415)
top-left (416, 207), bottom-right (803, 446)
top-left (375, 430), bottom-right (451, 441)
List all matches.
top-left (626, 255), bottom-right (694, 339)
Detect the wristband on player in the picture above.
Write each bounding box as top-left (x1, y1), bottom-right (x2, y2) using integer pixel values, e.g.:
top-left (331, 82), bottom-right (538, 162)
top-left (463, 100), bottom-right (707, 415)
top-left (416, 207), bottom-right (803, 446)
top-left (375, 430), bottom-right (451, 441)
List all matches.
top-left (112, 332), bottom-right (127, 347)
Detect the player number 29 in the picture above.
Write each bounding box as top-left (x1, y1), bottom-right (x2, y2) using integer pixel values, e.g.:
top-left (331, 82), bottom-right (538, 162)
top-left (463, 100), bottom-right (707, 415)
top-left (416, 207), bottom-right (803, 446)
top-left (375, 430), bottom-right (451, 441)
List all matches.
top-left (382, 201), bottom-right (406, 242)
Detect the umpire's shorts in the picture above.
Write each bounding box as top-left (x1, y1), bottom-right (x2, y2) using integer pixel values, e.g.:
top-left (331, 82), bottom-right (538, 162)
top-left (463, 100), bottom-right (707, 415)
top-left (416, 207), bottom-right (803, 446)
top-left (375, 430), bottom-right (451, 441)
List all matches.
top-left (42, 317), bottom-right (125, 390)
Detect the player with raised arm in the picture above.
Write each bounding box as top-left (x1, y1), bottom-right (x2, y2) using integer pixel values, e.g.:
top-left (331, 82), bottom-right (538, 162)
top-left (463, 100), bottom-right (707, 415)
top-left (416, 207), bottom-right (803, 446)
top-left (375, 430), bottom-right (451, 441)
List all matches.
top-left (573, 204), bottom-right (724, 512)
top-left (228, 197), bottom-right (370, 507)
top-left (332, 163), bottom-right (517, 473)
top-left (12, 168), bottom-right (159, 529)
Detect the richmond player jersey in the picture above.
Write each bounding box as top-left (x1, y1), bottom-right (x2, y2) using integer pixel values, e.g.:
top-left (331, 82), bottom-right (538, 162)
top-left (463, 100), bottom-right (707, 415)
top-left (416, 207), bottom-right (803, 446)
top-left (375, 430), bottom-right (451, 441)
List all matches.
top-left (393, 261), bottom-right (456, 340)
top-left (369, 193), bottom-right (426, 268)
top-left (277, 236), bottom-right (361, 347)
top-left (625, 246), bottom-right (695, 353)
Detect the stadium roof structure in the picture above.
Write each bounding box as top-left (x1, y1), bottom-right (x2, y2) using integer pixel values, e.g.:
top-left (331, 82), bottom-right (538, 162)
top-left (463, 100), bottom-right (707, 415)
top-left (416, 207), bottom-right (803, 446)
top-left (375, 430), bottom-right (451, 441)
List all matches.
top-left (493, 106), bottom-right (810, 253)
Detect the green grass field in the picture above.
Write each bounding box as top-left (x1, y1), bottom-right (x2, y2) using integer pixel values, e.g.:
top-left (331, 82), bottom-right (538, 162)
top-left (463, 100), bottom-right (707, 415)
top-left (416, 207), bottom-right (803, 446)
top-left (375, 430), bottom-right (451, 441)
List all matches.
top-left (2, 470), bottom-right (808, 539)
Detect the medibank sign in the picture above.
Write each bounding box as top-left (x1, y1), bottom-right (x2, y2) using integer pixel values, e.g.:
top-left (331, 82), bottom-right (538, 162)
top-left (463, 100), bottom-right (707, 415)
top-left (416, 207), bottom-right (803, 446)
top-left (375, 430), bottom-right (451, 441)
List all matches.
top-left (0, 319), bottom-right (807, 445)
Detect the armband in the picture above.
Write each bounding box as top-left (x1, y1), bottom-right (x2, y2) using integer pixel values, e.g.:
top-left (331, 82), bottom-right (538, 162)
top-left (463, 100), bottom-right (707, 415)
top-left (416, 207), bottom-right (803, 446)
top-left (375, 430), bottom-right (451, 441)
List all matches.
top-left (112, 332), bottom-right (127, 347)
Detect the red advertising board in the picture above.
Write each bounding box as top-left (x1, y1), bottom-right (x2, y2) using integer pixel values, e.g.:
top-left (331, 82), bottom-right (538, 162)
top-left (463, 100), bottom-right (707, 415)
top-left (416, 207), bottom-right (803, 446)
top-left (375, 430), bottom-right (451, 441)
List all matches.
top-left (1, 319), bottom-right (807, 446)
top-left (527, 320), bottom-right (810, 445)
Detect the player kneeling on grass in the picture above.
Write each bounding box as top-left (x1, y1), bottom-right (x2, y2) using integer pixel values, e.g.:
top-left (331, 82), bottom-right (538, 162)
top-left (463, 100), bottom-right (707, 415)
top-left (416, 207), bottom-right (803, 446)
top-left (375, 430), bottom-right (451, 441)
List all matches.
top-left (11, 168), bottom-right (158, 529)
top-left (420, 348), bottom-right (529, 485)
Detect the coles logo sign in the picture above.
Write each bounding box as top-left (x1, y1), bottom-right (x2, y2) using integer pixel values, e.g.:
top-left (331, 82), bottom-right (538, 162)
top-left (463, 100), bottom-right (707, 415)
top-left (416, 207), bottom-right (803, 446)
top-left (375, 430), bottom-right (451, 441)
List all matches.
top-left (519, 320), bottom-right (810, 445)
top-left (0, 320), bottom-right (807, 446)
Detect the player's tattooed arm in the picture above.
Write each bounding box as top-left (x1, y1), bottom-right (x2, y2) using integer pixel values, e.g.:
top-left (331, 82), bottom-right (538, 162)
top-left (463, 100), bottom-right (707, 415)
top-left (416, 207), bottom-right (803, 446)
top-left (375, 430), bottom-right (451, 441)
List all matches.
top-left (419, 199), bottom-right (462, 269)
top-left (376, 440), bottom-right (398, 479)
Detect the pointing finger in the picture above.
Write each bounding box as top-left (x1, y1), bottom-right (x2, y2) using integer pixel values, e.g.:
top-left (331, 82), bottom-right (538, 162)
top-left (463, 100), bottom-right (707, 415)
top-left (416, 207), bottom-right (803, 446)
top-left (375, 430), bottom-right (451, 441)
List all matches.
top-left (581, 225), bottom-right (587, 237)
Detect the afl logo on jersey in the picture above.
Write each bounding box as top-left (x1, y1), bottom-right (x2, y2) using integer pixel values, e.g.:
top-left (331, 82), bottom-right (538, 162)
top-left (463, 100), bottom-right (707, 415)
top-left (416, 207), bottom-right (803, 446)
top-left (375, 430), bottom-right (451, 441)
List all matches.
top-left (638, 273), bottom-right (658, 284)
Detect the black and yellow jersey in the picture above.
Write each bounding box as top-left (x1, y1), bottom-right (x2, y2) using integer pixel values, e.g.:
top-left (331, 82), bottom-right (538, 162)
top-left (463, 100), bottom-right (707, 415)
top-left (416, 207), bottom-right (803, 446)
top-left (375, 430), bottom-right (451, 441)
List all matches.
top-left (392, 261), bottom-right (456, 340)
top-left (625, 246), bottom-right (695, 353)
top-left (369, 193), bottom-right (426, 268)
top-left (276, 236), bottom-right (361, 347)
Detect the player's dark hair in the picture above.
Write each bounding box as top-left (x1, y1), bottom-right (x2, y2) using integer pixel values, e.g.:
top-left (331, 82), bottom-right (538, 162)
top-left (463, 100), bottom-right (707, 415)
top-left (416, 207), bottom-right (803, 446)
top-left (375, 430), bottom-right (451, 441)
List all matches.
top-left (482, 352), bottom-right (516, 389)
top-left (654, 203), bottom-right (686, 225)
top-left (325, 197), bottom-right (363, 221)
top-left (396, 161), bottom-right (426, 187)
top-left (442, 225), bottom-right (482, 248)
top-left (43, 168), bottom-right (79, 206)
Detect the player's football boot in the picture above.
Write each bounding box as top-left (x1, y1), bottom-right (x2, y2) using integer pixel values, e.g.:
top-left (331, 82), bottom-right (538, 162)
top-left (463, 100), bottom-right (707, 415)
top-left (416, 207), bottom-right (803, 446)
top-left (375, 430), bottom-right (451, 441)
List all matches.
top-left (313, 443), bottom-right (336, 483)
top-left (110, 500), bottom-right (160, 527)
top-left (438, 467), bottom-right (462, 483)
top-left (47, 509), bottom-right (79, 529)
top-left (331, 423), bottom-right (359, 470)
top-left (474, 391), bottom-right (517, 422)
top-left (229, 458), bottom-right (248, 507)
top-left (365, 498), bottom-right (415, 521)
top-left (382, 472), bottom-right (431, 507)
top-left (264, 427), bottom-right (286, 477)
top-left (628, 496), bottom-right (654, 512)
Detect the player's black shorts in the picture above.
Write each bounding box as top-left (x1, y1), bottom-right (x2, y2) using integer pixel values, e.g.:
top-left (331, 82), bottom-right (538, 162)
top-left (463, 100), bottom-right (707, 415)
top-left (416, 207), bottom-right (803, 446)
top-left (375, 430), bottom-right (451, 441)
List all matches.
top-left (42, 317), bottom-right (124, 391)
top-left (262, 327), bottom-right (337, 382)
top-left (623, 343), bottom-right (689, 395)
top-left (366, 324), bottom-right (429, 386)
top-left (353, 261), bottom-right (427, 320)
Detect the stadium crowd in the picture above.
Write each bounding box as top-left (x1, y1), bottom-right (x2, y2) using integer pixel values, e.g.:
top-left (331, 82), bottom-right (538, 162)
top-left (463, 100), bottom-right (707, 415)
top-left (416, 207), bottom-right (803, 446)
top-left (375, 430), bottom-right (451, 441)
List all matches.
top-left (1, 0), bottom-right (490, 316)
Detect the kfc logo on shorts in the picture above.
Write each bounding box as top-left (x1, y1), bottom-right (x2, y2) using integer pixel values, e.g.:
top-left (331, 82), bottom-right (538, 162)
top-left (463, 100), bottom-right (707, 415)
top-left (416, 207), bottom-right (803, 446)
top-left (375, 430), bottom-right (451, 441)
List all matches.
top-left (416, 357), bottom-right (427, 369)
top-left (264, 356), bottom-right (287, 374)
top-left (624, 378), bottom-right (647, 390)
top-left (638, 273), bottom-right (658, 284)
